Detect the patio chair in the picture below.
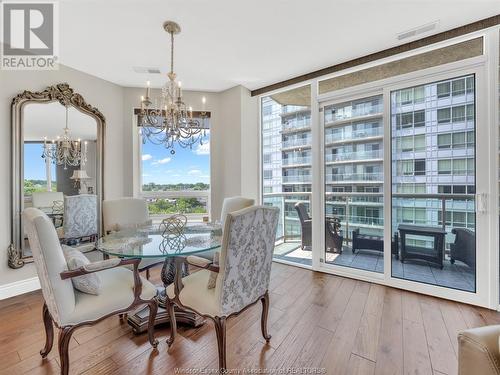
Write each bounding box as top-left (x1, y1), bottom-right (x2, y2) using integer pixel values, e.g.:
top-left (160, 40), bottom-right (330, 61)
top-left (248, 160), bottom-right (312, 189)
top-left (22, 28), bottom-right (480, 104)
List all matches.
top-left (450, 228), bottom-right (475, 270)
top-left (295, 202), bottom-right (312, 250)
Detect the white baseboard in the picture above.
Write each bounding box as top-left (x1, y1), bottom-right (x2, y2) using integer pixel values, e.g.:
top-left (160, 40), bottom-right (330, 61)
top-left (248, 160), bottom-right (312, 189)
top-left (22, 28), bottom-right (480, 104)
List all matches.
top-left (0, 277), bottom-right (40, 300)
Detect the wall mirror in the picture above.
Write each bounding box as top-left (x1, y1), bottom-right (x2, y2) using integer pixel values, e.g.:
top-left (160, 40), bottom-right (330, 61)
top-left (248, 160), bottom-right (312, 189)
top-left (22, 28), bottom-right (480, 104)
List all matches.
top-left (9, 83), bottom-right (105, 268)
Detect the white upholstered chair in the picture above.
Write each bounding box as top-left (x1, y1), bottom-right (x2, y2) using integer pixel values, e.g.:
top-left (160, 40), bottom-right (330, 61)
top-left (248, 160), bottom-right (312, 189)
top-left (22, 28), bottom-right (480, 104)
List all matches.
top-left (219, 196), bottom-right (255, 225)
top-left (103, 197), bottom-right (163, 278)
top-left (23, 207), bottom-right (158, 375)
top-left (166, 205), bottom-right (280, 372)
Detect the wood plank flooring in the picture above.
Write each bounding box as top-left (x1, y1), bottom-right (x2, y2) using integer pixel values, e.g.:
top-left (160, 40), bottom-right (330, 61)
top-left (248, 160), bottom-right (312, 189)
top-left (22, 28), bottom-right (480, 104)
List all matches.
top-left (0, 263), bottom-right (497, 374)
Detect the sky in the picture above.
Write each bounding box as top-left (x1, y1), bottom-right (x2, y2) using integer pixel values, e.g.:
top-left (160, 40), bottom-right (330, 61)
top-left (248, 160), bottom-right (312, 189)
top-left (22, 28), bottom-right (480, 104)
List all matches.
top-left (24, 132), bottom-right (211, 185)
top-left (24, 143), bottom-right (47, 180)
top-left (141, 130), bottom-right (210, 185)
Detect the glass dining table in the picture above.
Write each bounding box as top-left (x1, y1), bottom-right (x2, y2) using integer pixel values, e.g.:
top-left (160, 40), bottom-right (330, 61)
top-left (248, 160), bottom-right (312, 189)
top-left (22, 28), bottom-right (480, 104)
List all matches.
top-left (95, 222), bottom-right (222, 333)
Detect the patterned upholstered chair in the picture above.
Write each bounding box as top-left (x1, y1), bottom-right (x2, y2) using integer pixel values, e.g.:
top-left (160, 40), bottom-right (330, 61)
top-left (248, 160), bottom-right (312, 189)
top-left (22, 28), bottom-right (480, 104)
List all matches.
top-left (23, 208), bottom-right (158, 375)
top-left (166, 205), bottom-right (280, 372)
top-left (62, 194), bottom-right (98, 243)
top-left (103, 197), bottom-right (162, 279)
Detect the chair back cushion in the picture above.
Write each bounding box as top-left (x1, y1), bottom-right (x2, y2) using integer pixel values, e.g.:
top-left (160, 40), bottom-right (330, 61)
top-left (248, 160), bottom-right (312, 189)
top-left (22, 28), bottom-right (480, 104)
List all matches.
top-left (31, 191), bottom-right (64, 209)
top-left (63, 194), bottom-right (97, 238)
top-left (220, 196), bottom-right (255, 226)
top-left (103, 198), bottom-right (150, 232)
top-left (216, 205), bottom-right (279, 316)
top-left (23, 208), bottom-right (75, 325)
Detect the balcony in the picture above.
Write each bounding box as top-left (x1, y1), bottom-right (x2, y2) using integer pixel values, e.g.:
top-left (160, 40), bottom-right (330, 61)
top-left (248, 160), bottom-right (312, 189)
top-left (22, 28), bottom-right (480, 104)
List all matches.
top-left (282, 119), bottom-right (310, 134)
top-left (325, 172), bottom-right (383, 183)
top-left (282, 137), bottom-right (311, 149)
top-left (325, 127), bottom-right (383, 144)
top-left (282, 174), bottom-right (311, 183)
top-left (268, 191), bottom-right (475, 292)
top-left (325, 149), bottom-right (383, 163)
top-left (282, 156), bottom-right (312, 166)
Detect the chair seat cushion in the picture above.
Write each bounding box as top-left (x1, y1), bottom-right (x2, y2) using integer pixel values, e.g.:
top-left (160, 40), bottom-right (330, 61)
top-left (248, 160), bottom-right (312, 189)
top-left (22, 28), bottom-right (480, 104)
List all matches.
top-left (60, 267), bottom-right (156, 326)
top-left (166, 270), bottom-right (220, 316)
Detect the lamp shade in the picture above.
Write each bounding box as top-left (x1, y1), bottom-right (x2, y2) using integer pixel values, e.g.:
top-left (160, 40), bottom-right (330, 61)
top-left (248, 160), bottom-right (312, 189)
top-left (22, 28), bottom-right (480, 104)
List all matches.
top-left (70, 169), bottom-right (90, 180)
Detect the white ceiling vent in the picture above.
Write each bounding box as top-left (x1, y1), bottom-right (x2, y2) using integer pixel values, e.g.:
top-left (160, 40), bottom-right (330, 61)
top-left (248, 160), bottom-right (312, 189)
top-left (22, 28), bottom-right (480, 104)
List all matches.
top-left (133, 66), bottom-right (162, 74)
top-left (397, 20), bottom-right (439, 41)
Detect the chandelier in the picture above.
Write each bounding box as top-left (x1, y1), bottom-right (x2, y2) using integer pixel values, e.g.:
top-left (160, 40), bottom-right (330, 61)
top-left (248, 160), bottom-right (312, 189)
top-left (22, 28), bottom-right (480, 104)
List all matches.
top-left (139, 20), bottom-right (207, 155)
top-left (42, 105), bottom-right (87, 169)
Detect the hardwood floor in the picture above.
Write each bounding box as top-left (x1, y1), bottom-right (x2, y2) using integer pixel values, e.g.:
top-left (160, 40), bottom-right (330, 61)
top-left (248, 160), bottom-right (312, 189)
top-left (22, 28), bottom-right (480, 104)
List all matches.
top-left (0, 263), bottom-right (498, 374)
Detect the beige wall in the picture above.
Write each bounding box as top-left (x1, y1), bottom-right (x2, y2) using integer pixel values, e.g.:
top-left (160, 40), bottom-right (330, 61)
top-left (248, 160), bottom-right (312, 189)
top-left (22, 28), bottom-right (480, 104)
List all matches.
top-left (0, 66), bottom-right (259, 295)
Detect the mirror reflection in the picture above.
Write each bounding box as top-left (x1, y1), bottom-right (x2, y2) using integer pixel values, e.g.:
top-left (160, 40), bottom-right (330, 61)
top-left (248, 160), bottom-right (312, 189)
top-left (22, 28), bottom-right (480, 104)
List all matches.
top-left (23, 102), bottom-right (98, 253)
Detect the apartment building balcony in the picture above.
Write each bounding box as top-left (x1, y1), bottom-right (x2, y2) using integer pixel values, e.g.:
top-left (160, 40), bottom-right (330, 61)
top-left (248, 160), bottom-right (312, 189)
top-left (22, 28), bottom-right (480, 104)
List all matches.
top-left (281, 119), bottom-right (311, 134)
top-left (325, 127), bottom-right (383, 145)
top-left (325, 172), bottom-right (383, 183)
top-left (325, 149), bottom-right (383, 164)
top-left (282, 156), bottom-right (312, 167)
top-left (269, 191), bottom-right (475, 291)
top-left (282, 174), bottom-right (312, 184)
top-left (324, 112), bottom-right (383, 128)
top-left (281, 138), bottom-right (312, 150)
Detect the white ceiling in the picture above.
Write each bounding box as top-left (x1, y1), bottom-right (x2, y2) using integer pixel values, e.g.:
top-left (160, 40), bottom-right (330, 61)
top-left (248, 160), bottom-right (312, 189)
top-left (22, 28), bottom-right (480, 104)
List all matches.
top-left (24, 102), bottom-right (97, 141)
top-left (59, 0), bottom-right (500, 92)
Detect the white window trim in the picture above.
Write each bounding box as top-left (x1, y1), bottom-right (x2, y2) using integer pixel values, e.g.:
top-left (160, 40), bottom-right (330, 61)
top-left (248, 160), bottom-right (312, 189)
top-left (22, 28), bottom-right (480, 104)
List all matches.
top-left (132, 115), bottom-right (212, 221)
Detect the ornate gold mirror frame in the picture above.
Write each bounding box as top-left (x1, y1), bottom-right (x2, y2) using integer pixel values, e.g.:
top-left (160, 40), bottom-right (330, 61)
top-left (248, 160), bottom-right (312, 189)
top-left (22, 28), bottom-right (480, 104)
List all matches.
top-left (9, 83), bottom-right (105, 268)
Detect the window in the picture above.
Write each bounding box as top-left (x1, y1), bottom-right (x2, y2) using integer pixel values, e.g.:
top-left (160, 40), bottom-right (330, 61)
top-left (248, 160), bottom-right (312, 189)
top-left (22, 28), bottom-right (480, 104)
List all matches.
top-left (466, 104), bottom-right (474, 121)
top-left (414, 135), bottom-right (426, 151)
top-left (24, 142), bottom-right (55, 195)
top-left (414, 110), bottom-right (425, 127)
top-left (452, 79), bottom-right (466, 96)
top-left (452, 106), bottom-right (466, 122)
top-left (263, 153), bottom-right (272, 163)
top-left (453, 159), bottom-right (467, 174)
top-left (414, 159), bottom-right (426, 175)
top-left (437, 108), bottom-right (451, 123)
top-left (438, 133), bottom-right (452, 149)
top-left (452, 132), bottom-right (466, 148)
top-left (139, 118), bottom-right (211, 217)
top-left (263, 170), bottom-right (273, 179)
top-left (453, 185), bottom-right (466, 194)
top-left (437, 82), bottom-right (450, 98)
top-left (438, 159), bottom-right (452, 174)
top-left (438, 185), bottom-right (452, 194)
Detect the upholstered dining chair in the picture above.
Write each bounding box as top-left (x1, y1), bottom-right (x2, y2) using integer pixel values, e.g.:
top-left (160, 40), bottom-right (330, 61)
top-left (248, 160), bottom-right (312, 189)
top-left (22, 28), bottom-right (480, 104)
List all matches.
top-left (166, 205), bottom-right (280, 372)
top-left (23, 207), bottom-right (159, 375)
top-left (60, 194), bottom-right (98, 242)
top-left (103, 197), bottom-right (164, 279)
top-left (219, 196), bottom-right (255, 225)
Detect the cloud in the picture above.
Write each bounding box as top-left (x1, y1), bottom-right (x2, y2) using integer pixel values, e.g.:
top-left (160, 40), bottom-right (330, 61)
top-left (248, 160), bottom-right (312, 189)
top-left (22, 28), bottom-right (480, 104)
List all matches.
top-left (193, 142), bottom-right (210, 155)
top-left (142, 154), bottom-right (152, 161)
top-left (187, 169), bottom-right (202, 175)
top-left (152, 157), bottom-right (172, 165)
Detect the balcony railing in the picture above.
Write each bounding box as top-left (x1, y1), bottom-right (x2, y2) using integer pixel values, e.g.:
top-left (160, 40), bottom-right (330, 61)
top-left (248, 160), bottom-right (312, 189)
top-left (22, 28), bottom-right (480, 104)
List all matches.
top-left (282, 156), bottom-right (312, 166)
top-left (325, 149), bottom-right (383, 162)
top-left (282, 138), bottom-right (311, 148)
top-left (325, 127), bottom-right (382, 144)
top-left (282, 119), bottom-right (310, 132)
top-left (282, 174), bottom-right (311, 183)
top-left (325, 172), bottom-right (383, 183)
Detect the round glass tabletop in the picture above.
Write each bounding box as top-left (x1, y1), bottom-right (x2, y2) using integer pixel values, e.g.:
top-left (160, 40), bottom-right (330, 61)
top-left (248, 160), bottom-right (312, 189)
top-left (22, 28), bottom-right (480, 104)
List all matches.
top-left (95, 223), bottom-right (222, 258)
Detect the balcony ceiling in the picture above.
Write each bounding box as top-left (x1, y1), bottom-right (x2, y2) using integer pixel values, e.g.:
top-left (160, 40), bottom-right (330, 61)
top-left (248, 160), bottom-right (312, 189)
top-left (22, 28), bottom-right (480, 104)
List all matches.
top-left (59, 0), bottom-right (500, 92)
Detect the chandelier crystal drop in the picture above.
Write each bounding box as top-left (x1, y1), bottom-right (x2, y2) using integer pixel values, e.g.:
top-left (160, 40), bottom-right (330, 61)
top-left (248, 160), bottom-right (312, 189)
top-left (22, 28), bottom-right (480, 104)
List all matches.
top-left (139, 21), bottom-right (208, 155)
top-left (42, 105), bottom-right (87, 169)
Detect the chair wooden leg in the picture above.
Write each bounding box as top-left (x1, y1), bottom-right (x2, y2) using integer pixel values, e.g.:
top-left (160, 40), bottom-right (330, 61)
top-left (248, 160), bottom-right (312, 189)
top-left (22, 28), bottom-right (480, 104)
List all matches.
top-left (260, 291), bottom-right (271, 342)
top-left (40, 303), bottom-right (54, 358)
top-left (213, 316), bottom-right (227, 372)
top-left (146, 269), bottom-right (150, 280)
top-left (58, 327), bottom-right (75, 375)
top-left (166, 297), bottom-right (177, 347)
top-left (147, 300), bottom-right (159, 348)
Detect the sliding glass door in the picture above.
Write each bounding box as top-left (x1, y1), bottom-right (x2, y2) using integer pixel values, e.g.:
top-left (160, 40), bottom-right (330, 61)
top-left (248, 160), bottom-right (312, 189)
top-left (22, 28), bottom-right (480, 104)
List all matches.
top-left (322, 95), bottom-right (385, 273)
top-left (390, 75), bottom-right (476, 292)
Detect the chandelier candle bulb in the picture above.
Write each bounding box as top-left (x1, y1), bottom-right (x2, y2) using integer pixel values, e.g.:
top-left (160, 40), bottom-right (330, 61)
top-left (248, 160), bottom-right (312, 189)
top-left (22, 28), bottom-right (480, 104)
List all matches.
top-left (146, 81), bottom-right (151, 98)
